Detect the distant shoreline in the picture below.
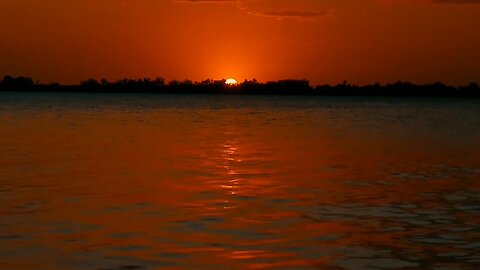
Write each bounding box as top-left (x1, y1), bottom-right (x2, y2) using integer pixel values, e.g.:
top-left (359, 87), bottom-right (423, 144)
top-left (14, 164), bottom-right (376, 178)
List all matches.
top-left (1, 76), bottom-right (479, 98)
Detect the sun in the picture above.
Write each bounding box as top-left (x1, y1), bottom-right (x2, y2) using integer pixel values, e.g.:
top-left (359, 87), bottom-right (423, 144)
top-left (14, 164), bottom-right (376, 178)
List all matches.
top-left (225, 78), bottom-right (238, 85)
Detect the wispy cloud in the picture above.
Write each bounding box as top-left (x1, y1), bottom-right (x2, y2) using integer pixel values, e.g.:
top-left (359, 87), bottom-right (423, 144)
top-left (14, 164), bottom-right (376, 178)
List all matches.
top-left (174, 0), bottom-right (329, 21)
top-left (174, 0), bottom-right (235, 2)
top-left (247, 9), bottom-right (329, 21)
top-left (174, 0), bottom-right (480, 21)
top-left (431, 0), bottom-right (480, 3)
top-left (383, 0), bottom-right (480, 4)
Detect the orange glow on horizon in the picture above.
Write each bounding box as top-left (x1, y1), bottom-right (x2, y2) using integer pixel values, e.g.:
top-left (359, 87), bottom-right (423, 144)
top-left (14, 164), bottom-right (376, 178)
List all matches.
top-left (0, 0), bottom-right (479, 85)
top-left (225, 78), bottom-right (238, 85)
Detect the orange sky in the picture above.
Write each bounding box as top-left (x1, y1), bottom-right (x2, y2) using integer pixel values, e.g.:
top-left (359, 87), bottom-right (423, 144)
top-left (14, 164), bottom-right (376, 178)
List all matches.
top-left (1, 0), bottom-right (479, 85)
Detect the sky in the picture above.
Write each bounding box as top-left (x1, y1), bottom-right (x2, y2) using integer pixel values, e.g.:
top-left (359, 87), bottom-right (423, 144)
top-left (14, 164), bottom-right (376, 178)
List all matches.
top-left (0, 0), bottom-right (479, 85)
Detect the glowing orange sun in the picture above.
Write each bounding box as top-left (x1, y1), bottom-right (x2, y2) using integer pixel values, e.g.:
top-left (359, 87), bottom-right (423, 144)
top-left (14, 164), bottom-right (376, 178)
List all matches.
top-left (225, 78), bottom-right (238, 85)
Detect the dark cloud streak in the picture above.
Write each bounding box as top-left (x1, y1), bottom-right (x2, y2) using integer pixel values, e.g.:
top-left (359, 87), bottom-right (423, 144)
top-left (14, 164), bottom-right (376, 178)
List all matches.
top-left (174, 0), bottom-right (328, 21)
top-left (432, 0), bottom-right (480, 3)
top-left (175, 0), bottom-right (235, 2)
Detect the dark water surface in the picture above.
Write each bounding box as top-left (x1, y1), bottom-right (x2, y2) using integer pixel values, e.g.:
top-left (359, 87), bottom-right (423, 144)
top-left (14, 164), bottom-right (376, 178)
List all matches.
top-left (1, 93), bottom-right (479, 269)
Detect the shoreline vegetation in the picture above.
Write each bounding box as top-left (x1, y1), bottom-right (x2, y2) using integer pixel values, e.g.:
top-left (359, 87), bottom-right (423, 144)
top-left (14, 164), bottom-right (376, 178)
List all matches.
top-left (1, 75), bottom-right (479, 98)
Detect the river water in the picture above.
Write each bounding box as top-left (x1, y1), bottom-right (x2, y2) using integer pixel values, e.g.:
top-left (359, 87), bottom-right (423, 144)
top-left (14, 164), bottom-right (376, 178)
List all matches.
top-left (0, 93), bottom-right (479, 269)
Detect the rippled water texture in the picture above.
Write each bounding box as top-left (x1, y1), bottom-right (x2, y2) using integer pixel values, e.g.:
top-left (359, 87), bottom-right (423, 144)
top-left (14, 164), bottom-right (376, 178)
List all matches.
top-left (1, 93), bottom-right (480, 269)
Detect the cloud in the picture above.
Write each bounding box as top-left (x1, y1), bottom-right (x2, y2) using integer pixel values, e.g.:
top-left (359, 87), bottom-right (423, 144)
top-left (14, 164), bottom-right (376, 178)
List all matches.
top-left (248, 9), bottom-right (329, 20)
top-left (174, 0), bottom-right (235, 2)
top-left (431, 0), bottom-right (480, 3)
top-left (174, 0), bottom-right (329, 21)
top-left (384, 0), bottom-right (480, 4)
top-left (174, 0), bottom-right (480, 21)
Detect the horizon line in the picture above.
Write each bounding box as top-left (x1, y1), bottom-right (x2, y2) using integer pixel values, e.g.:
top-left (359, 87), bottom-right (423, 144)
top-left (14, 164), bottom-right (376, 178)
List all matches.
top-left (1, 75), bottom-right (479, 88)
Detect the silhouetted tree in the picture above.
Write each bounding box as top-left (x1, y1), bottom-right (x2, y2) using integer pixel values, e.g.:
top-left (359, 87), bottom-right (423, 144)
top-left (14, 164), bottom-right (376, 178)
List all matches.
top-left (1, 75), bottom-right (479, 97)
top-left (0, 76), bottom-right (34, 90)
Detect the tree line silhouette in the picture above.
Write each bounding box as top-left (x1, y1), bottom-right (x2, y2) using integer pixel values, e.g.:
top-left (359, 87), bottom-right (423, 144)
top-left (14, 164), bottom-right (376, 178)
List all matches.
top-left (1, 75), bottom-right (479, 98)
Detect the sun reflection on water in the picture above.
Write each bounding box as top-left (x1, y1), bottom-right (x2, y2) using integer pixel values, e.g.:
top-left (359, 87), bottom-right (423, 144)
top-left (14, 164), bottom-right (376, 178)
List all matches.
top-left (1, 95), bottom-right (480, 269)
top-left (221, 141), bottom-right (242, 196)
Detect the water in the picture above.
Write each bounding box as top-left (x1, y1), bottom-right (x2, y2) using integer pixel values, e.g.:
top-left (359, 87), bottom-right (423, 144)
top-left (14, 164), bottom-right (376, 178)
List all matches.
top-left (1, 92), bottom-right (479, 270)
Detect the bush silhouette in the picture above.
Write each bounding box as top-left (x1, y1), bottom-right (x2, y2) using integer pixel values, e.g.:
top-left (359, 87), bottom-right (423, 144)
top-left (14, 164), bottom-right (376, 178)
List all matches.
top-left (0, 75), bottom-right (478, 97)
